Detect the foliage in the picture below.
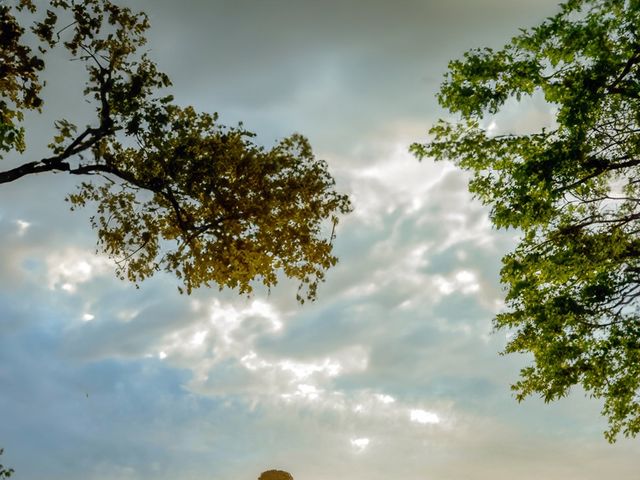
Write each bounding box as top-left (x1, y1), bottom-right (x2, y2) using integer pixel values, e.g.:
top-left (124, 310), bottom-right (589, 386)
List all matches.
top-left (412, 0), bottom-right (640, 441)
top-left (0, 0), bottom-right (350, 301)
top-left (258, 470), bottom-right (294, 480)
top-left (0, 449), bottom-right (13, 479)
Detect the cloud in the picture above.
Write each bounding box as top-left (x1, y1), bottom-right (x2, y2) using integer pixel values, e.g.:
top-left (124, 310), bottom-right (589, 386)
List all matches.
top-left (45, 248), bottom-right (113, 293)
top-left (350, 437), bottom-right (370, 452)
top-left (2, 0), bottom-right (640, 479)
top-left (410, 409), bottom-right (440, 425)
top-left (4, 118), bottom-right (631, 479)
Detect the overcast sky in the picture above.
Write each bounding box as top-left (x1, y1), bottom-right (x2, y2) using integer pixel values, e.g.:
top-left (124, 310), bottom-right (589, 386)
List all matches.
top-left (2, 1), bottom-right (640, 479)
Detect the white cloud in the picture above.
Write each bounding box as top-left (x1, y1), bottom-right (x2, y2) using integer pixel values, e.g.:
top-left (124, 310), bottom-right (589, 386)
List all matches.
top-left (295, 383), bottom-right (321, 400)
top-left (280, 358), bottom-right (342, 380)
top-left (376, 394), bottom-right (395, 404)
top-left (434, 270), bottom-right (481, 296)
top-left (240, 351), bottom-right (273, 372)
top-left (350, 437), bottom-right (370, 452)
top-left (409, 409), bottom-right (440, 425)
top-left (16, 219), bottom-right (30, 235)
top-left (338, 142), bottom-right (456, 229)
top-left (45, 248), bottom-right (112, 293)
top-left (190, 330), bottom-right (208, 347)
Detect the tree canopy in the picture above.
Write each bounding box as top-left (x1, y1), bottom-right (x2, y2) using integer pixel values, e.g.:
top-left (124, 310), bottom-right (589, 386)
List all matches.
top-left (258, 470), bottom-right (294, 480)
top-left (0, 0), bottom-right (350, 301)
top-left (412, 0), bottom-right (640, 441)
top-left (0, 449), bottom-right (13, 479)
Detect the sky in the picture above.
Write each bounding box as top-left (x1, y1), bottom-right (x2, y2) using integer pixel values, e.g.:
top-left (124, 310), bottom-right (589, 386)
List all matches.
top-left (2, 1), bottom-right (640, 479)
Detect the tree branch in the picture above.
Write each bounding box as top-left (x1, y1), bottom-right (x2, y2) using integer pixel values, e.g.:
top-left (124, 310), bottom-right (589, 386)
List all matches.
top-left (607, 44), bottom-right (640, 95)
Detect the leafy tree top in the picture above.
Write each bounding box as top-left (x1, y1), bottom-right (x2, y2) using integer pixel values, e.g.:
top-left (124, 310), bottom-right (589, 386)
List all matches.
top-left (0, 0), bottom-right (351, 301)
top-left (258, 470), bottom-right (294, 480)
top-left (412, 0), bottom-right (640, 441)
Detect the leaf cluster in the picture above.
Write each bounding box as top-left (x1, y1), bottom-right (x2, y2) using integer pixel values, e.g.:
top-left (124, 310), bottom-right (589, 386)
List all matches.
top-left (0, 449), bottom-right (13, 479)
top-left (412, 0), bottom-right (640, 441)
top-left (0, 0), bottom-right (351, 301)
top-left (259, 470), bottom-right (294, 480)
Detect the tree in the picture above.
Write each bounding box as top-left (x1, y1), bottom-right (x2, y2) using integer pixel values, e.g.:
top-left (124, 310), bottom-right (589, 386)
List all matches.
top-left (0, 449), bottom-right (13, 479)
top-left (412, 0), bottom-right (640, 441)
top-left (0, 0), bottom-right (350, 301)
top-left (258, 470), bottom-right (294, 480)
